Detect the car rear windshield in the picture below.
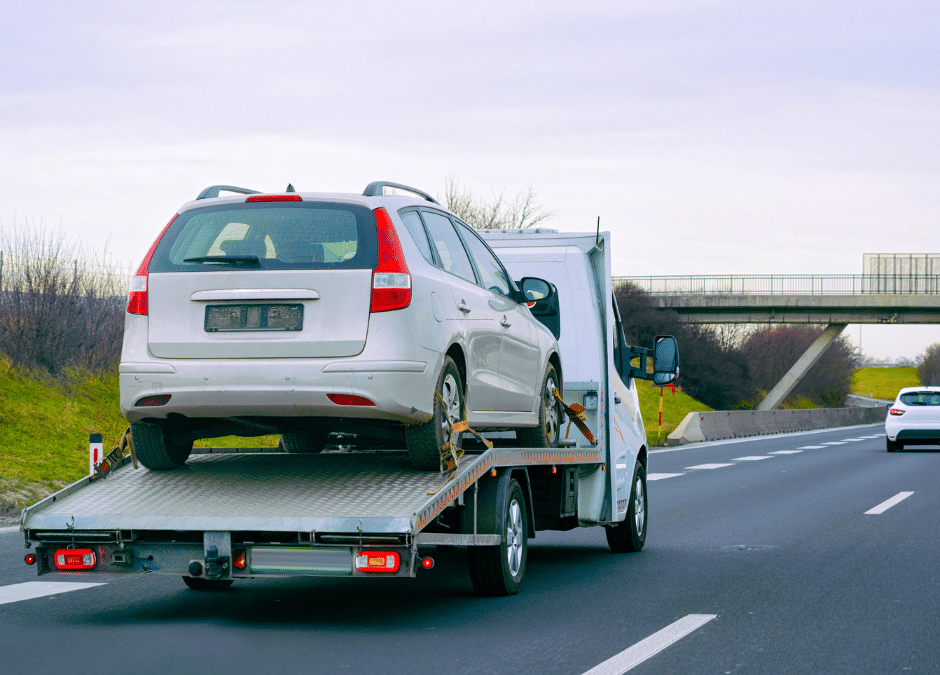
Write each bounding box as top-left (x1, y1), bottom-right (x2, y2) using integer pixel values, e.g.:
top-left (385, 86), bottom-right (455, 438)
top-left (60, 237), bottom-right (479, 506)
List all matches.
top-left (899, 392), bottom-right (940, 406)
top-left (149, 202), bottom-right (378, 272)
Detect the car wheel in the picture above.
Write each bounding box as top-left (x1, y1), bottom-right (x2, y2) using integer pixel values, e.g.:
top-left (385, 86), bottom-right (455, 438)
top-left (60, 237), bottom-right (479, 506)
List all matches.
top-left (279, 432), bottom-right (327, 453)
top-left (131, 422), bottom-right (193, 470)
top-left (183, 577), bottom-right (234, 590)
top-left (517, 363), bottom-right (563, 448)
top-left (468, 479), bottom-right (528, 596)
top-left (405, 356), bottom-right (464, 471)
top-left (886, 437), bottom-right (898, 452)
top-left (605, 461), bottom-right (647, 553)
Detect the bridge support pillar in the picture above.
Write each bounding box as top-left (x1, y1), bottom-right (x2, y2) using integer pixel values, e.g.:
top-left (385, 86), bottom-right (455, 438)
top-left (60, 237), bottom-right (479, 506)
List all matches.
top-left (756, 323), bottom-right (848, 411)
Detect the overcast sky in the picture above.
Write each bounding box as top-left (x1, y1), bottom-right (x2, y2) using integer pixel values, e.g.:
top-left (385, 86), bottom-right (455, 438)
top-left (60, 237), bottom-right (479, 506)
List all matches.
top-left (1, 0), bottom-right (937, 359)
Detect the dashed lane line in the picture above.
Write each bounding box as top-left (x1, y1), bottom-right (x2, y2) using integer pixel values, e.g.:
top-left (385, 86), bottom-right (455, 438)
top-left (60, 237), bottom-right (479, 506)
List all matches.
top-left (580, 614), bottom-right (717, 675)
top-left (648, 473), bottom-right (684, 481)
top-left (865, 492), bottom-right (914, 515)
top-left (769, 450), bottom-right (803, 455)
top-left (685, 463), bottom-right (735, 470)
top-left (0, 581), bottom-right (106, 605)
top-left (797, 445), bottom-right (827, 449)
top-left (822, 442), bottom-right (847, 445)
top-left (732, 456), bottom-right (772, 461)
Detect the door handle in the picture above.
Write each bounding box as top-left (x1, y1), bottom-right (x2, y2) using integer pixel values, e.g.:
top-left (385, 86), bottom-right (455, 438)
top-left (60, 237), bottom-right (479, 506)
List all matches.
top-left (500, 317), bottom-right (511, 328)
top-left (614, 393), bottom-right (622, 404)
top-left (458, 301), bottom-right (472, 313)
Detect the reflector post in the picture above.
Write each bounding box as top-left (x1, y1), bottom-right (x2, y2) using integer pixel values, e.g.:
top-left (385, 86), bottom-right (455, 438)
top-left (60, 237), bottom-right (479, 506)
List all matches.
top-left (354, 550), bottom-right (400, 573)
top-left (53, 548), bottom-right (97, 570)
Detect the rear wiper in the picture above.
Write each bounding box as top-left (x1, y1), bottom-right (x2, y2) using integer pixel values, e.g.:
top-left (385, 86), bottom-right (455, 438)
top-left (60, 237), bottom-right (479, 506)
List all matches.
top-left (183, 256), bottom-right (261, 267)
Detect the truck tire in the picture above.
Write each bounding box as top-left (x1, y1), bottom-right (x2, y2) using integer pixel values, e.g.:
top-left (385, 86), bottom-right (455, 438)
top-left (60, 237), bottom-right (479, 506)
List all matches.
top-left (131, 422), bottom-right (193, 470)
top-left (605, 461), bottom-right (647, 553)
top-left (183, 577), bottom-right (234, 590)
top-left (279, 432), bottom-right (327, 453)
top-left (405, 356), bottom-right (464, 471)
top-left (517, 363), bottom-right (563, 448)
top-left (468, 478), bottom-right (528, 596)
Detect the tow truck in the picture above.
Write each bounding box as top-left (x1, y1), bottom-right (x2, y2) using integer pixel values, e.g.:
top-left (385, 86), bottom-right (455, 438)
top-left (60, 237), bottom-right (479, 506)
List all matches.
top-left (20, 228), bottom-right (678, 596)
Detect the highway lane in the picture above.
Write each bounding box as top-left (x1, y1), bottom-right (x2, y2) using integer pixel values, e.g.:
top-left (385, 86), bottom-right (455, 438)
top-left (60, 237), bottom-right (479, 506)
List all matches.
top-left (2, 423), bottom-right (938, 674)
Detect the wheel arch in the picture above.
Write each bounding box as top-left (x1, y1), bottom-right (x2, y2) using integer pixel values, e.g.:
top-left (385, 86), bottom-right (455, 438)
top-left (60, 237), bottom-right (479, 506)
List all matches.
top-left (445, 343), bottom-right (467, 395)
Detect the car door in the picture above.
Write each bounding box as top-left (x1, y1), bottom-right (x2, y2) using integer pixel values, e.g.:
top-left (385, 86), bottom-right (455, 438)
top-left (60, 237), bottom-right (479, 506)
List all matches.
top-left (418, 210), bottom-right (502, 413)
top-left (454, 220), bottom-right (541, 412)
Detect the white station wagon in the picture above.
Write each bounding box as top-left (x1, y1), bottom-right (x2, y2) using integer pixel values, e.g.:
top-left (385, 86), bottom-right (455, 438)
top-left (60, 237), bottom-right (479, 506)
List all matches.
top-left (120, 182), bottom-right (563, 471)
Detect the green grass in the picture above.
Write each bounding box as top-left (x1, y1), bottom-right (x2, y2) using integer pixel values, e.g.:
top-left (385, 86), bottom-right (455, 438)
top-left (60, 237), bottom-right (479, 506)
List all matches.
top-left (635, 380), bottom-right (712, 446)
top-left (851, 366), bottom-right (921, 401)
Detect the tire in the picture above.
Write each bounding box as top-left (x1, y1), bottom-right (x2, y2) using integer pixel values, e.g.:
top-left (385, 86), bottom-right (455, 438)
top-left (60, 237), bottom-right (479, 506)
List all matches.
top-left (886, 437), bottom-right (898, 452)
top-left (517, 362), bottom-right (563, 448)
top-left (279, 432), bottom-right (327, 453)
top-left (468, 479), bottom-right (528, 596)
top-left (606, 461), bottom-right (647, 553)
top-left (405, 356), bottom-right (464, 471)
top-left (183, 577), bottom-right (234, 591)
top-left (131, 422), bottom-right (193, 470)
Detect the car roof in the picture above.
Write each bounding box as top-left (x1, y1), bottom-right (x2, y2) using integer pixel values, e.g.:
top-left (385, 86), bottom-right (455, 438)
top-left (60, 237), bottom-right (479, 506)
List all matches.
top-left (897, 386), bottom-right (940, 395)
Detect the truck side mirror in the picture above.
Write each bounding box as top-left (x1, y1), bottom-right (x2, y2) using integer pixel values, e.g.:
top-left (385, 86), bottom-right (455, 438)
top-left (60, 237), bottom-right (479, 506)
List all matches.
top-left (652, 335), bottom-right (679, 385)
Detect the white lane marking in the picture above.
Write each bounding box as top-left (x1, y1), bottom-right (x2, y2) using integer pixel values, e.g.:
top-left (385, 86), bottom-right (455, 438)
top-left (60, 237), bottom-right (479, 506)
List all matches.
top-left (685, 463), bottom-right (734, 470)
top-left (580, 614), bottom-right (717, 675)
top-left (0, 581), bottom-right (106, 605)
top-left (733, 456), bottom-right (772, 461)
top-left (840, 438), bottom-right (865, 442)
top-left (822, 442), bottom-right (846, 445)
top-left (648, 473), bottom-right (684, 481)
top-left (769, 450), bottom-right (803, 455)
top-left (798, 445), bottom-right (827, 449)
top-left (0, 526), bottom-right (19, 533)
top-left (865, 492), bottom-right (914, 515)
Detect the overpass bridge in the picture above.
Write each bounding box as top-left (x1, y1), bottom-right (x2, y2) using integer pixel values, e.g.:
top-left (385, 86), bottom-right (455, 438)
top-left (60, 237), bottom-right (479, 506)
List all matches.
top-left (612, 274), bottom-right (940, 411)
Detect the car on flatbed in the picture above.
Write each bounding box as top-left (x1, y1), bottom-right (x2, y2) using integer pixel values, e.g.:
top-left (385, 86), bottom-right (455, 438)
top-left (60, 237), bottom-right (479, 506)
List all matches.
top-left (121, 182), bottom-right (563, 471)
top-left (886, 386), bottom-right (940, 451)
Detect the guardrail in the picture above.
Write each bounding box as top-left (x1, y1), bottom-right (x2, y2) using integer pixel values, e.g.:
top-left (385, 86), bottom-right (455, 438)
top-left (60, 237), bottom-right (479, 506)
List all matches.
top-left (613, 274), bottom-right (940, 295)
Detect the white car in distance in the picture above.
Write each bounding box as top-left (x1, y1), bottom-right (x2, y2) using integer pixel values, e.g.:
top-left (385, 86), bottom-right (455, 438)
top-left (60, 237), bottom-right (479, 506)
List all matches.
top-left (120, 182), bottom-right (563, 471)
top-left (885, 386), bottom-right (940, 452)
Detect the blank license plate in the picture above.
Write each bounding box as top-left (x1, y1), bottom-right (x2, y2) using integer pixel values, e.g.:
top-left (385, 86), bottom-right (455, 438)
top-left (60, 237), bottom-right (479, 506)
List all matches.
top-left (205, 304), bottom-right (304, 332)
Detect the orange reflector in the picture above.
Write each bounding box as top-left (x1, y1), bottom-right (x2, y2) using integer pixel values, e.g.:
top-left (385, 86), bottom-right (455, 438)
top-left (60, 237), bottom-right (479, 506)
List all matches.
top-left (24, 553), bottom-right (36, 565)
top-left (490, 469), bottom-right (497, 477)
top-left (355, 551), bottom-right (400, 573)
top-left (602, 464), bottom-right (607, 471)
top-left (232, 549), bottom-right (247, 570)
top-left (552, 466), bottom-right (557, 474)
top-left (53, 548), bottom-right (96, 570)
top-left (421, 556), bottom-right (435, 569)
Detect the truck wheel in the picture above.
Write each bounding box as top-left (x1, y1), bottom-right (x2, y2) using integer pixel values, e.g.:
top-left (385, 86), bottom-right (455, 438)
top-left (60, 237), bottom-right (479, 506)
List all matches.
top-left (517, 363), bottom-right (563, 448)
top-left (606, 462), bottom-right (647, 553)
top-left (468, 479), bottom-right (528, 596)
top-left (405, 356), bottom-right (464, 471)
top-left (279, 432), bottom-right (327, 453)
top-left (183, 577), bottom-right (234, 590)
top-left (131, 422), bottom-right (193, 470)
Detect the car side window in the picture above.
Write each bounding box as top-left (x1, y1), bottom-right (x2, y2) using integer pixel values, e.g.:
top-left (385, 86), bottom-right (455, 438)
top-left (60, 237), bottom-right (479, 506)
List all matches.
top-left (398, 210), bottom-right (434, 264)
top-left (420, 211), bottom-right (477, 283)
top-left (453, 220), bottom-right (513, 297)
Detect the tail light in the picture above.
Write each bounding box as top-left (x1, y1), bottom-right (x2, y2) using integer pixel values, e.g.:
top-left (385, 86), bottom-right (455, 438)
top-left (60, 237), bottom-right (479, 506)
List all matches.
top-left (355, 551), bottom-right (400, 573)
top-left (232, 549), bottom-right (247, 570)
top-left (889, 408), bottom-right (905, 416)
top-left (371, 208), bottom-right (411, 313)
top-left (54, 548), bottom-right (97, 570)
top-left (246, 195), bottom-right (302, 202)
top-left (127, 214), bottom-right (178, 315)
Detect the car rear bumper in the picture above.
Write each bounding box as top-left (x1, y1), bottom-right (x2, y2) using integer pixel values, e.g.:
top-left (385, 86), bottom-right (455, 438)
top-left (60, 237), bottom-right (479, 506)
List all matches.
top-left (120, 357), bottom-right (437, 424)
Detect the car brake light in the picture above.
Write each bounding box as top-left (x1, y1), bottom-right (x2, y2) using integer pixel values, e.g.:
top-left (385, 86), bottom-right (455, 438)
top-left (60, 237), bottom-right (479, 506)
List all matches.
top-left (327, 393), bottom-right (376, 407)
top-left (127, 214), bottom-right (178, 315)
top-left (355, 551), bottom-right (400, 573)
top-left (54, 548), bottom-right (97, 570)
top-left (889, 408), bottom-right (905, 416)
top-left (371, 208), bottom-right (411, 313)
top-left (245, 195), bottom-right (302, 202)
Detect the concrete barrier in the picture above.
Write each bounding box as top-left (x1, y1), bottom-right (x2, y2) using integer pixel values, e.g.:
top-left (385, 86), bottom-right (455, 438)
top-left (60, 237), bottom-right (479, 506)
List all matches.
top-left (666, 406), bottom-right (888, 445)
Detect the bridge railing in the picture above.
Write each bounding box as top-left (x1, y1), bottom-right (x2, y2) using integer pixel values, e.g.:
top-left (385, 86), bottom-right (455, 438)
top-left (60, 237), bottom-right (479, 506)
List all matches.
top-left (613, 275), bottom-right (940, 295)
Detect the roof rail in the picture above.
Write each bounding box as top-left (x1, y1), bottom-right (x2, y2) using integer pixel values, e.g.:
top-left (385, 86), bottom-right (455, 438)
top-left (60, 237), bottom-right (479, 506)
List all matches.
top-left (196, 185), bottom-right (261, 200)
top-left (362, 181), bottom-right (439, 204)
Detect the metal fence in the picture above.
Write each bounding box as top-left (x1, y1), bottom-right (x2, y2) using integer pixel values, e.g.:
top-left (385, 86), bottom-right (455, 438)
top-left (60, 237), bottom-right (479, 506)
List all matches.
top-left (613, 274), bottom-right (940, 295)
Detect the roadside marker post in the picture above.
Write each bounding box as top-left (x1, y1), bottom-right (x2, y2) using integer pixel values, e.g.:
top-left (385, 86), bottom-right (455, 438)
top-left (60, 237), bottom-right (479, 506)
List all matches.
top-left (89, 433), bottom-right (103, 475)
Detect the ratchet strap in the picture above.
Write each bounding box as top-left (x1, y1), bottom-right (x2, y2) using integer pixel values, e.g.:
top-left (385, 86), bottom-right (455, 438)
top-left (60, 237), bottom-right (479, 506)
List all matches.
top-left (428, 390), bottom-right (492, 496)
top-left (91, 427), bottom-right (137, 480)
top-left (553, 388), bottom-right (597, 446)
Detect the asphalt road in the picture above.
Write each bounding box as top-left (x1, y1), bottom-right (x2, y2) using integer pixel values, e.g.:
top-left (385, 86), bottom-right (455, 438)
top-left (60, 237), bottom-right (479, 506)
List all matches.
top-left (2, 423), bottom-right (937, 675)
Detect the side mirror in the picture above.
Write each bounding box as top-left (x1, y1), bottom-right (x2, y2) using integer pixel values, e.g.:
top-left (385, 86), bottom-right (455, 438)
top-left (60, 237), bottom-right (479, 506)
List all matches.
top-left (652, 335), bottom-right (679, 385)
top-left (520, 277), bottom-right (554, 303)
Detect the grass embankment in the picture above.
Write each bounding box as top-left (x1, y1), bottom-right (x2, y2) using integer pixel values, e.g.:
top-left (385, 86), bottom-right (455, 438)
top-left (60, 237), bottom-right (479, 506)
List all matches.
top-left (635, 380), bottom-right (711, 446)
top-left (851, 366), bottom-right (921, 401)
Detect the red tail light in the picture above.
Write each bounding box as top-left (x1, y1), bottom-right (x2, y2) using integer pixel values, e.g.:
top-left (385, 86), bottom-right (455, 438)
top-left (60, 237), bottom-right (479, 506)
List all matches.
top-left (889, 408), bottom-right (905, 416)
top-left (54, 548), bottom-right (97, 570)
top-left (371, 208), bottom-right (411, 313)
top-left (327, 393), bottom-right (376, 407)
top-left (355, 551), bottom-right (400, 573)
top-left (127, 214), bottom-right (178, 315)
top-left (232, 549), bottom-right (247, 570)
top-left (245, 195), bottom-right (302, 202)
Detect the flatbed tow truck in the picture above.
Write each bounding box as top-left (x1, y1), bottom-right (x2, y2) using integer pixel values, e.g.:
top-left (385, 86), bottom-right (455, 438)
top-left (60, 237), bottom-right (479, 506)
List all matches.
top-left (20, 229), bottom-right (678, 596)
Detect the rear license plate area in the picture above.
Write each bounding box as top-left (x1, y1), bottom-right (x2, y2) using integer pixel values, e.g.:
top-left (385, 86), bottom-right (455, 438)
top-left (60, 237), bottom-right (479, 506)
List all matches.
top-left (205, 304), bottom-right (304, 332)
top-left (249, 547), bottom-right (352, 575)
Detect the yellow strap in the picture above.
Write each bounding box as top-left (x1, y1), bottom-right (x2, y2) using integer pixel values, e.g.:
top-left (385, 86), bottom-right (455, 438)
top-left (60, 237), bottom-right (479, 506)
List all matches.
top-left (553, 388), bottom-right (597, 446)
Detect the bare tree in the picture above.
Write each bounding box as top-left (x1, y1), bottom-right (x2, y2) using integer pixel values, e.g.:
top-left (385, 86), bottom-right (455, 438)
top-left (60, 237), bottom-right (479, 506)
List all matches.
top-left (442, 176), bottom-right (556, 230)
top-left (918, 343), bottom-right (940, 385)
